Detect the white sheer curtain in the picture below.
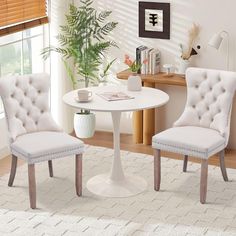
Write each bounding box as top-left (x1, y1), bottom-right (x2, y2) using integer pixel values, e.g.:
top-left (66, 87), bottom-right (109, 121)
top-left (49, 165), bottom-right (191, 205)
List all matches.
top-left (49, 0), bottom-right (74, 133)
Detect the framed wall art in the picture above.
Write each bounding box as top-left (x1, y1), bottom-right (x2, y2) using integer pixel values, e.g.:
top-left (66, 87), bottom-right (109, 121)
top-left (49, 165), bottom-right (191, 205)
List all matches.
top-left (139, 2), bottom-right (170, 39)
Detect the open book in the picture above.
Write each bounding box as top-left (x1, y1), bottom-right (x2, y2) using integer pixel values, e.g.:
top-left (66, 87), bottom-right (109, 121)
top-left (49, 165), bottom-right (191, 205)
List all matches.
top-left (97, 92), bottom-right (134, 101)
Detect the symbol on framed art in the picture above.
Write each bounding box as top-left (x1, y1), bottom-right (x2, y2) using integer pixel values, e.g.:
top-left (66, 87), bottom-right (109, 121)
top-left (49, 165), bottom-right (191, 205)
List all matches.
top-left (139, 2), bottom-right (170, 39)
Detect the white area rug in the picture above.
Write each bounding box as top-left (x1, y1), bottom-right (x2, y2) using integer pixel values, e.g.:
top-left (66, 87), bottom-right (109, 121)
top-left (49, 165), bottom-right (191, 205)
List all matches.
top-left (0, 145), bottom-right (236, 236)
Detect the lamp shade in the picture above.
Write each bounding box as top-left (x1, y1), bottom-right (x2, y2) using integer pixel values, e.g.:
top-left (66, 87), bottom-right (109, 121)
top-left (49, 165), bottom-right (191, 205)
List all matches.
top-left (208, 32), bottom-right (224, 49)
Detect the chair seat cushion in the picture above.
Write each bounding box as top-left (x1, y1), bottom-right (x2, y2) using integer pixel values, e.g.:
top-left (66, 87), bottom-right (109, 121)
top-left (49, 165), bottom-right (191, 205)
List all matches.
top-left (152, 126), bottom-right (225, 159)
top-left (11, 131), bottom-right (84, 164)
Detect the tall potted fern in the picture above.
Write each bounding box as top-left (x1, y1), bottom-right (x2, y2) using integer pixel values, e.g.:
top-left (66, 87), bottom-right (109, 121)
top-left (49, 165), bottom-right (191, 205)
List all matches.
top-left (43, 0), bottom-right (118, 138)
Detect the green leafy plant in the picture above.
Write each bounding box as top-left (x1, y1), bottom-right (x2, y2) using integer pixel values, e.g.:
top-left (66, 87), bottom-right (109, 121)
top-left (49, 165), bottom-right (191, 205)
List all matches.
top-left (42, 0), bottom-right (118, 89)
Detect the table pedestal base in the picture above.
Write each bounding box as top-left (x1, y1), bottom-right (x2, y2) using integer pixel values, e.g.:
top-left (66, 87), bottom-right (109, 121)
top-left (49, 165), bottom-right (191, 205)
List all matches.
top-left (87, 173), bottom-right (147, 197)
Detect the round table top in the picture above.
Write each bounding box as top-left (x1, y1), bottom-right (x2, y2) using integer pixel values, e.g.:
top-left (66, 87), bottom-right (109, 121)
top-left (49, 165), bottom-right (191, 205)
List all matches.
top-left (63, 85), bottom-right (169, 112)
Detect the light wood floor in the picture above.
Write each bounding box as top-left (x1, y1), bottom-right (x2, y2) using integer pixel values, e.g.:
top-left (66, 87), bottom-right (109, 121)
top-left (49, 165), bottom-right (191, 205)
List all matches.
top-left (1, 131), bottom-right (236, 177)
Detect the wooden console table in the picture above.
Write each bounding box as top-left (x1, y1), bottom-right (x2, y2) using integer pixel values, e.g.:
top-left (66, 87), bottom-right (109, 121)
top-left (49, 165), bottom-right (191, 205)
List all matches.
top-left (116, 69), bottom-right (187, 145)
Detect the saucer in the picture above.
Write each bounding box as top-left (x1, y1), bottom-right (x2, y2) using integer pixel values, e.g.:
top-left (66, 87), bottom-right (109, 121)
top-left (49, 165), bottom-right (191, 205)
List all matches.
top-left (75, 97), bottom-right (93, 103)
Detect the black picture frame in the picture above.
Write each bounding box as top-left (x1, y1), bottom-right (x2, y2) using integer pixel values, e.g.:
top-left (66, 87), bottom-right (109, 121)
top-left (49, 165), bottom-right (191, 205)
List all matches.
top-left (139, 2), bottom-right (170, 39)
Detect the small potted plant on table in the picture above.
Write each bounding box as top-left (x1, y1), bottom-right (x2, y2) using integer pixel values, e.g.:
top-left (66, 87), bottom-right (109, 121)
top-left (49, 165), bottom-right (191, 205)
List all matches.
top-left (124, 55), bottom-right (148, 91)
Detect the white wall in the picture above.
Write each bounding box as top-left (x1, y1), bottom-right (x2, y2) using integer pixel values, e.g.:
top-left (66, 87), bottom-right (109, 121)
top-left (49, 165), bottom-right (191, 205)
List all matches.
top-left (93, 0), bottom-right (236, 148)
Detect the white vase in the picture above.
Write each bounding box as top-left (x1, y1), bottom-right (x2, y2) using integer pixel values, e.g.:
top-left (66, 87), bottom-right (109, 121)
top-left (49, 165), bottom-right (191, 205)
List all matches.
top-left (74, 113), bottom-right (96, 138)
top-left (127, 74), bottom-right (142, 91)
top-left (176, 59), bottom-right (190, 75)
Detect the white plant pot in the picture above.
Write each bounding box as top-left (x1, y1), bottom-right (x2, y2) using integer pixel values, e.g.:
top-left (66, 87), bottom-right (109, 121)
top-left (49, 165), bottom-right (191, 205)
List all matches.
top-left (74, 113), bottom-right (96, 138)
top-left (127, 74), bottom-right (142, 91)
top-left (176, 58), bottom-right (190, 75)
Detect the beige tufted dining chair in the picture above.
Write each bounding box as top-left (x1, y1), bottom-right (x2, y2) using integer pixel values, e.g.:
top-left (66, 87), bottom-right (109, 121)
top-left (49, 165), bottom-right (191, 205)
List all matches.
top-left (152, 67), bottom-right (236, 204)
top-left (0, 73), bottom-right (84, 209)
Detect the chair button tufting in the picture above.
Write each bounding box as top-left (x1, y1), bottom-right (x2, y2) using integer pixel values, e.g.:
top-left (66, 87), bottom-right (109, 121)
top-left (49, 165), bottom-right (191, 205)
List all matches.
top-left (195, 85), bottom-right (199, 89)
top-left (22, 123), bottom-right (25, 127)
top-left (201, 95), bottom-right (204, 99)
top-left (32, 100), bottom-right (35, 104)
top-left (210, 87), bottom-right (212, 91)
top-left (38, 90), bottom-right (41, 94)
top-left (41, 110), bottom-right (44, 114)
top-left (11, 94), bottom-right (14, 98)
top-left (207, 106), bottom-right (209, 111)
top-left (211, 118), bottom-right (214, 122)
top-left (35, 121), bottom-right (38, 125)
top-left (27, 111), bottom-right (30, 116)
top-left (192, 105), bottom-right (196, 109)
top-left (199, 116), bottom-right (201, 120)
top-left (24, 92), bottom-right (27, 96)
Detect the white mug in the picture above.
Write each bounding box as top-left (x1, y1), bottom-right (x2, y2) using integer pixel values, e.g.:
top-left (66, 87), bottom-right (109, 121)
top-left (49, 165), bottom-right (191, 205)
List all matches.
top-left (77, 90), bottom-right (92, 101)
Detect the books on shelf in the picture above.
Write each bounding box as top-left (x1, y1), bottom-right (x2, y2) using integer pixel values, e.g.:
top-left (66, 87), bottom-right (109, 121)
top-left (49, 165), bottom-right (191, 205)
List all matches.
top-left (136, 46), bottom-right (147, 74)
top-left (136, 46), bottom-right (161, 75)
top-left (97, 92), bottom-right (134, 101)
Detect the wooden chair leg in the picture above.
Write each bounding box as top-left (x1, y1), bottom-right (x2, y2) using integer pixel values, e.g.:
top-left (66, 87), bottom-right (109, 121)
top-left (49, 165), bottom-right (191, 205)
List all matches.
top-left (200, 159), bottom-right (208, 204)
top-left (219, 150), bottom-right (228, 181)
top-left (183, 155), bottom-right (188, 172)
top-left (154, 149), bottom-right (161, 191)
top-left (75, 154), bottom-right (82, 196)
top-left (48, 160), bottom-right (53, 177)
top-left (8, 155), bottom-right (17, 187)
top-left (28, 164), bottom-right (36, 209)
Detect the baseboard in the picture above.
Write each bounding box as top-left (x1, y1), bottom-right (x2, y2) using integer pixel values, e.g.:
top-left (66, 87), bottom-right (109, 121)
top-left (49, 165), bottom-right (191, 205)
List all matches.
top-left (0, 146), bottom-right (10, 159)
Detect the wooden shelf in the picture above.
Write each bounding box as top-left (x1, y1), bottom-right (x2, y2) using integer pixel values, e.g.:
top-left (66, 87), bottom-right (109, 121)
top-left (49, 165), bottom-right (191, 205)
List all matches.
top-left (116, 69), bottom-right (186, 87)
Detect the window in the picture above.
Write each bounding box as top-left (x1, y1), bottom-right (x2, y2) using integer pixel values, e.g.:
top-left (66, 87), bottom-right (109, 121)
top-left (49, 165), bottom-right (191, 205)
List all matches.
top-left (0, 25), bottom-right (48, 114)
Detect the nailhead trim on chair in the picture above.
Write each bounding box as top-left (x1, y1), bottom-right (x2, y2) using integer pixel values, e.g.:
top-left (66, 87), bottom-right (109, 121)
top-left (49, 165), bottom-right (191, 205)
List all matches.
top-left (152, 140), bottom-right (225, 159)
top-left (12, 146), bottom-right (84, 164)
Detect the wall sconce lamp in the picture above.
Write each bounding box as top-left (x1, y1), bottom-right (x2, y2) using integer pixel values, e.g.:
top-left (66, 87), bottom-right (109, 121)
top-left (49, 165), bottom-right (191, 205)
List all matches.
top-left (208, 31), bottom-right (229, 70)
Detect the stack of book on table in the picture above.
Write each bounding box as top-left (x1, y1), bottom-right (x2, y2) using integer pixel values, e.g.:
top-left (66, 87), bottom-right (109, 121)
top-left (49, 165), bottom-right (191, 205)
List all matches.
top-left (136, 46), bottom-right (161, 75)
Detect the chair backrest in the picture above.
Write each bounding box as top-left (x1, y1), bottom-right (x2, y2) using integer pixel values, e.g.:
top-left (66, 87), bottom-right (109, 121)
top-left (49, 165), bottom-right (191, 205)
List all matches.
top-left (174, 67), bottom-right (236, 144)
top-left (0, 73), bottom-right (60, 142)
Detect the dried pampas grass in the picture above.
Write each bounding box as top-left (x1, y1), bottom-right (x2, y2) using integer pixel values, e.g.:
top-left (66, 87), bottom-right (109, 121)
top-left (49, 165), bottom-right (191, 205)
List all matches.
top-left (181, 23), bottom-right (200, 60)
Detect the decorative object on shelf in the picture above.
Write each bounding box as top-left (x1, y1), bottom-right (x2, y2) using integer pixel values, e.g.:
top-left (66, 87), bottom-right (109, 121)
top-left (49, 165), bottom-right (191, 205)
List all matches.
top-left (124, 54), bottom-right (148, 73)
top-left (42, 0), bottom-right (118, 138)
top-left (139, 2), bottom-right (170, 39)
top-left (180, 23), bottom-right (200, 60)
top-left (176, 58), bottom-right (190, 75)
top-left (208, 30), bottom-right (229, 70)
top-left (163, 64), bottom-right (174, 77)
top-left (127, 74), bottom-right (142, 91)
top-left (177, 23), bottom-right (200, 75)
top-left (124, 54), bottom-right (148, 91)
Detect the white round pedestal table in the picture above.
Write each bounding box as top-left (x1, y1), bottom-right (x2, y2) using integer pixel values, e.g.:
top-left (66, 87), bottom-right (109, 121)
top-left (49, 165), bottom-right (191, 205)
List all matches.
top-left (63, 85), bottom-right (169, 197)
